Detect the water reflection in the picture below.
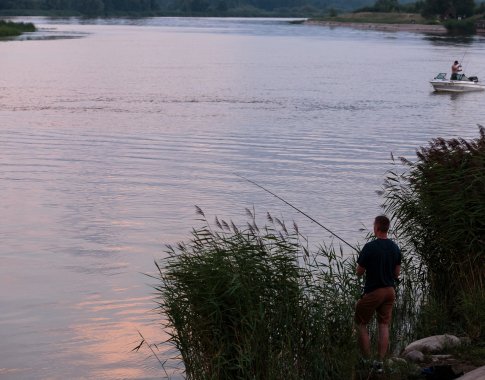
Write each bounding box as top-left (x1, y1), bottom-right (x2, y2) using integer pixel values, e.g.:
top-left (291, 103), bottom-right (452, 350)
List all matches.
top-left (15, 33), bottom-right (86, 41)
top-left (67, 295), bottom-right (166, 379)
top-left (429, 89), bottom-right (485, 103)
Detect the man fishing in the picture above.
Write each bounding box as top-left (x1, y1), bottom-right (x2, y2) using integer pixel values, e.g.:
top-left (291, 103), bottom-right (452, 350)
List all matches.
top-left (451, 60), bottom-right (462, 80)
top-left (237, 176), bottom-right (400, 373)
top-left (354, 215), bottom-right (401, 374)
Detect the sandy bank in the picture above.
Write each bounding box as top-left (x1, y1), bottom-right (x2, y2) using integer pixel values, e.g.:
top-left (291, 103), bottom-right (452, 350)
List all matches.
top-left (306, 20), bottom-right (447, 35)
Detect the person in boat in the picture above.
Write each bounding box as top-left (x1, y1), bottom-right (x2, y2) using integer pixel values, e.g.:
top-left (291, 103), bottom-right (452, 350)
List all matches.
top-left (354, 215), bottom-right (401, 373)
top-left (451, 60), bottom-right (462, 80)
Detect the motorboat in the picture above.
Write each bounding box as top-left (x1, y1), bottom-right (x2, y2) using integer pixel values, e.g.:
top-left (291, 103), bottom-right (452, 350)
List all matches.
top-left (430, 73), bottom-right (485, 92)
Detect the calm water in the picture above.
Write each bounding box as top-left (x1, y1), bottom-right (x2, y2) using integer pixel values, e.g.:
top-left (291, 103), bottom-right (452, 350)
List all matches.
top-left (1, 17), bottom-right (485, 379)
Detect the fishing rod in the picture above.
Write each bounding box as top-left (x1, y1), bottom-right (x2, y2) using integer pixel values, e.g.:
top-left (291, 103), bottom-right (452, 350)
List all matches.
top-left (235, 174), bottom-right (359, 253)
top-left (460, 49), bottom-right (467, 64)
top-left (460, 49), bottom-right (467, 73)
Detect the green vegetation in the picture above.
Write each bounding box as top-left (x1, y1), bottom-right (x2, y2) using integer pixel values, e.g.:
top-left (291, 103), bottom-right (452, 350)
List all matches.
top-left (144, 128), bottom-right (485, 378)
top-left (0, 0), bottom-right (415, 18)
top-left (357, 0), bottom-right (477, 19)
top-left (357, 0), bottom-right (424, 13)
top-left (149, 208), bottom-right (429, 379)
top-left (317, 0), bottom-right (485, 35)
top-left (443, 18), bottom-right (477, 34)
top-left (313, 11), bottom-right (428, 24)
top-left (154, 209), bottom-right (360, 379)
top-left (421, 0), bottom-right (475, 19)
top-left (451, 343), bottom-right (485, 367)
top-left (0, 19), bottom-right (35, 37)
top-left (381, 126), bottom-right (485, 341)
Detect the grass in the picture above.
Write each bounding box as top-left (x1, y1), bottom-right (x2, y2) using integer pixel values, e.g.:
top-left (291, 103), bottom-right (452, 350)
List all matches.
top-left (153, 208), bottom-right (359, 379)
top-left (452, 343), bottom-right (485, 367)
top-left (146, 207), bottom-right (431, 379)
top-left (0, 20), bottom-right (36, 37)
top-left (312, 12), bottom-right (431, 25)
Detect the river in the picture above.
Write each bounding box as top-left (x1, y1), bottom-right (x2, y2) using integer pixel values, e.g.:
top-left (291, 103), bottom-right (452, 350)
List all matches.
top-left (1, 17), bottom-right (485, 379)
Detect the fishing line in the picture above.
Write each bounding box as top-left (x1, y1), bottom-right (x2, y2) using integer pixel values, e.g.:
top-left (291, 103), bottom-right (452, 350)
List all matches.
top-left (460, 49), bottom-right (467, 63)
top-left (460, 49), bottom-right (467, 73)
top-left (235, 173), bottom-right (359, 253)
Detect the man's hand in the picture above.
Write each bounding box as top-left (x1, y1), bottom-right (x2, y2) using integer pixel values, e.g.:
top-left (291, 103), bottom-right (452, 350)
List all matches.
top-left (356, 264), bottom-right (366, 276)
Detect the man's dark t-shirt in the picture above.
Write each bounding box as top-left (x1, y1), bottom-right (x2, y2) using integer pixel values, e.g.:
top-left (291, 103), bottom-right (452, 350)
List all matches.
top-left (357, 238), bottom-right (401, 294)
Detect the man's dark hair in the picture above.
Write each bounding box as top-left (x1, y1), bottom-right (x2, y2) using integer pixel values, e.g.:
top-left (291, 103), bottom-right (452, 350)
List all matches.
top-left (374, 215), bottom-right (390, 233)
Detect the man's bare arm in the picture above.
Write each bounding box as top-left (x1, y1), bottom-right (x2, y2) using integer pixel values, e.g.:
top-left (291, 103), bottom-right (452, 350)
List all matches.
top-left (394, 265), bottom-right (401, 279)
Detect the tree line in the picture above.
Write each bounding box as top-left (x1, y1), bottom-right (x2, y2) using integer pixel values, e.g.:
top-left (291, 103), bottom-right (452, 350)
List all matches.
top-left (359, 0), bottom-right (481, 20)
top-left (0, 0), bottom-right (404, 16)
top-left (0, 0), bottom-right (482, 18)
top-left (0, 0), bottom-right (160, 16)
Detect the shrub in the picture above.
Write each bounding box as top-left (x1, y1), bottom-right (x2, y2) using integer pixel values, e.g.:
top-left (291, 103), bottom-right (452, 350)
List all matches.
top-left (0, 20), bottom-right (35, 37)
top-left (456, 288), bottom-right (485, 340)
top-left (381, 126), bottom-right (485, 339)
top-left (443, 19), bottom-right (476, 34)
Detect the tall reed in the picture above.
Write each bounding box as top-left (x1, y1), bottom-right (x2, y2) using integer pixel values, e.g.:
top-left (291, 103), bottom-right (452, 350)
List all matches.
top-left (380, 126), bottom-right (485, 339)
top-left (152, 208), bottom-right (426, 379)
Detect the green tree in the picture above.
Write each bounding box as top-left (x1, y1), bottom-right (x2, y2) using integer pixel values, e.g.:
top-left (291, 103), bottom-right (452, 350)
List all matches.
top-left (455, 0), bottom-right (475, 16)
top-left (421, 0), bottom-right (450, 18)
top-left (43, 0), bottom-right (70, 10)
top-left (422, 0), bottom-right (475, 18)
top-left (0, 0), bottom-right (15, 9)
top-left (77, 0), bottom-right (104, 15)
top-left (189, 0), bottom-right (208, 11)
top-left (374, 0), bottom-right (399, 11)
top-left (215, 0), bottom-right (228, 11)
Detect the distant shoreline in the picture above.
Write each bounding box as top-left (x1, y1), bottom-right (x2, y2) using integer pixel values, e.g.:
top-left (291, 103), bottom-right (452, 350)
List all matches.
top-left (306, 20), bottom-right (447, 35)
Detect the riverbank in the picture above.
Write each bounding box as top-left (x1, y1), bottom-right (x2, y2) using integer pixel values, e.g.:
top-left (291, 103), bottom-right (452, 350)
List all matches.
top-left (306, 19), bottom-right (447, 35)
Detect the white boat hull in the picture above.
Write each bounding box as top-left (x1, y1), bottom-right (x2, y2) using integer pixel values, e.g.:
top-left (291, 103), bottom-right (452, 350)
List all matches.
top-left (430, 80), bottom-right (485, 92)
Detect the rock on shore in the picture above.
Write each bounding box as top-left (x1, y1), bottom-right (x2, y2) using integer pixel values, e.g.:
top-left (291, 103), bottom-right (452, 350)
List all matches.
top-left (459, 366), bottom-right (485, 380)
top-left (403, 334), bottom-right (462, 356)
